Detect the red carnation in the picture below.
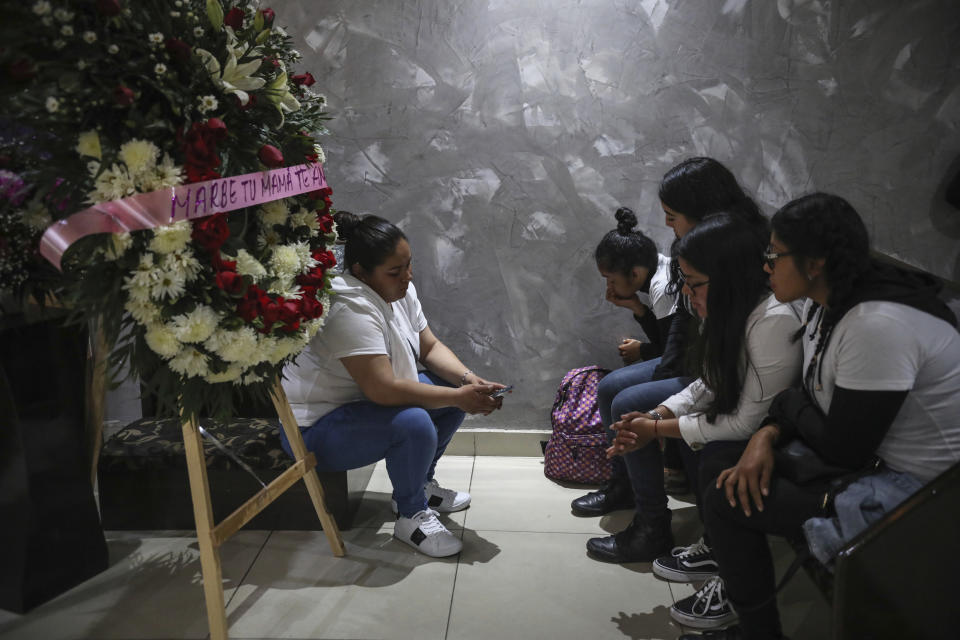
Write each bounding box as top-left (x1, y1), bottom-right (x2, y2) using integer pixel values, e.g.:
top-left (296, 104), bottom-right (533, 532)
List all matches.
top-left (216, 270), bottom-right (245, 295)
top-left (291, 72), bottom-right (315, 87)
top-left (314, 250), bottom-right (337, 270)
top-left (113, 85), bottom-right (135, 106)
top-left (191, 212), bottom-right (230, 252)
top-left (237, 286), bottom-right (262, 322)
top-left (224, 7), bottom-right (245, 29)
top-left (317, 213), bottom-right (334, 234)
top-left (96, 0), bottom-right (122, 16)
top-left (206, 117), bottom-right (228, 141)
top-left (260, 8), bottom-right (276, 24)
top-left (180, 119), bottom-right (228, 183)
top-left (165, 38), bottom-right (192, 62)
top-left (258, 144), bottom-right (284, 167)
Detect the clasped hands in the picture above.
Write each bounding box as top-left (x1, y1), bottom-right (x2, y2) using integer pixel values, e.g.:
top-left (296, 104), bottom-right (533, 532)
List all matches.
top-left (606, 411), bottom-right (660, 458)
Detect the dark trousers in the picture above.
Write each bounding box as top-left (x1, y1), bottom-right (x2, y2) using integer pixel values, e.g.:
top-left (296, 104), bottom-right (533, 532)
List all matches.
top-left (699, 441), bottom-right (829, 640)
top-left (623, 436), bottom-right (701, 527)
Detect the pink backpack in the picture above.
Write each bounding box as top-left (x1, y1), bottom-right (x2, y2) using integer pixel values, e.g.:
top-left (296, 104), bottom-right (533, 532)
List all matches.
top-left (544, 365), bottom-right (613, 484)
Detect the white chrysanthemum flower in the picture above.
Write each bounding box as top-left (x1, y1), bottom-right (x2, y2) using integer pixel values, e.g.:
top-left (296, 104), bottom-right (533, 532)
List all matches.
top-left (32, 1), bottom-right (51, 16)
top-left (170, 305), bottom-right (220, 343)
top-left (144, 323), bottom-right (181, 359)
top-left (119, 139), bottom-right (160, 176)
top-left (292, 241), bottom-right (316, 273)
top-left (149, 220), bottom-right (191, 254)
top-left (60, 25), bottom-right (73, 36)
top-left (266, 336), bottom-right (304, 364)
top-left (169, 346), bottom-right (209, 378)
top-left (126, 253), bottom-right (157, 288)
top-left (124, 298), bottom-right (161, 324)
top-left (241, 371), bottom-right (264, 385)
top-left (193, 26), bottom-right (205, 37)
top-left (154, 63), bottom-right (167, 76)
top-left (52, 40), bottom-right (65, 49)
top-left (53, 8), bottom-right (73, 21)
top-left (89, 163), bottom-right (135, 203)
top-left (197, 94), bottom-right (218, 114)
top-left (154, 153), bottom-right (184, 188)
top-left (150, 268), bottom-right (187, 301)
top-left (148, 32), bottom-right (164, 45)
top-left (123, 276), bottom-right (153, 303)
top-left (209, 326), bottom-right (262, 365)
top-left (234, 248), bottom-right (267, 280)
top-left (76, 130), bottom-right (102, 159)
top-left (312, 144), bottom-right (326, 163)
top-left (305, 315), bottom-right (326, 340)
top-left (268, 279), bottom-right (299, 298)
top-left (162, 250), bottom-right (202, 282)
top-left (45, 97), bottom-right (59, 113)
top-left (107, 44), bottom-right (119, 54)
top-left (257, 228), bottom-right (280, 250)
top-left (204, 365), bottom-right (244, 384)
top-left (259, 199), bottom-right (289, 227)
top-left (21, 204), bottom-right (52, 230)
top-left (82, 30), bottom-right (97, 43)
top-left (104, 231), bottom-right (132, 260)
top-left (289, 210), bottom-right (319, 234)
top-left (269, 244), bottom-right (301, 278)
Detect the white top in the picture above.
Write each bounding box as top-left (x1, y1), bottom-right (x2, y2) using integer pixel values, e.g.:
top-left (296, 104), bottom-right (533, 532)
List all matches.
top-left (802, 299), bottom-right (960, 483)
top-left (636, 253), bottom-right (678, 320)
top-left (662, 293), bottom-right (803, 448)
top-left (282, 275), bottom-right (428, 424)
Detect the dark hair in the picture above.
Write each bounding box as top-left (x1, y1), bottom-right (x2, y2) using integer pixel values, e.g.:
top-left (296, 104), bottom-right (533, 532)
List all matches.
top-left (333, 211), bottom-right (407, 275)
top-left (771, 193), bottom-right (871, 389)
top-left (660, 158), bottom-right (768, 293)
top-left (595, 207), bottom-right (658, 277)
top-left (674, 213), bottom-right (769, 421)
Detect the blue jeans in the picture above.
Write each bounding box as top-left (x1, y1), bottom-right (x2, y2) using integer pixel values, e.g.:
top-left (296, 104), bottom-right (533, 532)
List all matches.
top-left (279, 371), bottom-right (465, 518)
top-left (597, 357), bottom-right (691, 523)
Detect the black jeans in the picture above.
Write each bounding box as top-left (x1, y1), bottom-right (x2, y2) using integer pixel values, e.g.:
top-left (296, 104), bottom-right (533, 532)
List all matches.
top-left (623, 436), bottom-right (701, 527)
top-left (699, 441), bottom-right (829, 640)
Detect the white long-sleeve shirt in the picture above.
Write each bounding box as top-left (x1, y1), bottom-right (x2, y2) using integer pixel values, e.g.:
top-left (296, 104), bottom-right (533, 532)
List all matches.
top-left (662, 293), bottom-right (802, 448)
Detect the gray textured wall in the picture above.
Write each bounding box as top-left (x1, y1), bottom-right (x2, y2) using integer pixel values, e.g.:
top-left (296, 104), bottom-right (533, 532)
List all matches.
top-left (273, 0), bottom-right (960, 429)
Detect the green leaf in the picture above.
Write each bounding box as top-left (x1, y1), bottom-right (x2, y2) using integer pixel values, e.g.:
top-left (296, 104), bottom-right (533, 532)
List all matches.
top-left (206, 0), bottom-right (224, 31)
top-left (254, 10), bottom-right (265, 32)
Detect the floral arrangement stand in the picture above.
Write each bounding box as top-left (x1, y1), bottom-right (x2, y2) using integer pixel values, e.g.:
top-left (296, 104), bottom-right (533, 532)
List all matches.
top-left (180, 377), bottom-right (344, 640)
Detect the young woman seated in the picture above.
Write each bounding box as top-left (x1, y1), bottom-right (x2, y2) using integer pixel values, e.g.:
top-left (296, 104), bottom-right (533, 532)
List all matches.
top-left (601, 213), bottom-right (802, 580)
top-left (281, 212), bottom-right (507, 558)
top-left (675, 193), bottom-right (960, 640)
top-left (573, 157), bottom-right (769, 518)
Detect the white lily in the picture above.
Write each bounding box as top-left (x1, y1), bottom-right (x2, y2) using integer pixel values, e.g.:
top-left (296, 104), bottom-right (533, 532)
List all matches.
top-left (195, 32), bottom-right (265, 105)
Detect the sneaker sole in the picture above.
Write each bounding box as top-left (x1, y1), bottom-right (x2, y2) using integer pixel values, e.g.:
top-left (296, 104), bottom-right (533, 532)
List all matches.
top-left (669, 606), bottom-right (738, 629)
top-left (652, 562), bottom-right (719, 583)
top-left (392, 532), bottom-right (462, 558)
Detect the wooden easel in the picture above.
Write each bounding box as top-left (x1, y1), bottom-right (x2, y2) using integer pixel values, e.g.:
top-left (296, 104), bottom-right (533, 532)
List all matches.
top-left (179, 378), bottom-right (345, 640)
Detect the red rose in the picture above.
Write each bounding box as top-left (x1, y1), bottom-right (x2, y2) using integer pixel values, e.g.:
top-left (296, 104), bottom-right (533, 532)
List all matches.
top-left (96, 0), bottom-right (122, 16)
top-left (296, 268), bottom-right (325, 288)
top-left (216, 270), bottom-right (245, 295)
top-left (211, 252), bottom-right (236, 271)
top-left (232, 93), bottom-right (258, 110)
top-left (7, 58), bottom-right (36, 82)
top-left (259, 297), bottom-right (282, 331)
top-left (237, 285), bottom-right (262, 321)
top-left (191, 212), bottom-right (230, 251)
top-left (224, 7), bottom-right (245, 29)
top-left (260, 8), bottom-right (275, 24)
top-left (165, 38), bottom-right (192, 62)
top-left (299, 295), bottom-right (324, 320)
top-left (113, 85), bottom-right (135, 106)
top-left (258, 144), bottom-right (284, 167)
top-left (317, 213), bottom-right (334, 234)
top-left (291, 72), bottom-right (315, 87)
top-left (180, 119), bottom-right (227, 183)
top-left (206, 117), bottom-right (228, 141)
top-left (315, 250), bottom-right (337, 270)
top-left (263, 56), bottom-right (280, 68)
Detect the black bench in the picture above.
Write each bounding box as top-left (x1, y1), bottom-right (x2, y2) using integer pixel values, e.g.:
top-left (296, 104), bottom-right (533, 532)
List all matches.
top-left (789, 459), bottom-right (960, 639)
top-left (98, 416), bottom-right (375, 531)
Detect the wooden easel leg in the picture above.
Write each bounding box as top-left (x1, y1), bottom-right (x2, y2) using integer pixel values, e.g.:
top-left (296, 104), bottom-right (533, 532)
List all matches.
top-left (86, 319), bottom-right (108, 488)
top-left (181, 413), bottom-right (229, 640)
top-left (270, 380), bottom-right (346, 557)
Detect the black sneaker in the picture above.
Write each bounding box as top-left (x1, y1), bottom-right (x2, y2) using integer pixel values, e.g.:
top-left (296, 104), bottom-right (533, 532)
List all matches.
top-left (678, 625), bottom-right (745, 640)
top-left (670, 576), bottom-right (738, 629)
top-left (653, 537), bottom-right (719, 582)
top-left (571, 477), bottom-right (633, 516)
top-left (586, 514), bottom-right (674, 563)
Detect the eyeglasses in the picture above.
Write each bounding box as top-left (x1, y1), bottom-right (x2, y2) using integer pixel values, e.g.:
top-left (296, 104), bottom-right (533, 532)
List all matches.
top-left (763, 249), bottom-right (793, 270)
top-left (678, 271), bottom-right (709, 291)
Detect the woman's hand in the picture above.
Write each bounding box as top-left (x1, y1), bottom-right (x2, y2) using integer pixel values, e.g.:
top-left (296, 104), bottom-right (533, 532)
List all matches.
top-left (606, 414), bottom-right (658, 457)
top-left (618, 338), bottom-right (645, 365)
top-left (716, 425), bottom-right (780, 517)
top-left (455, 383), bottom-right (501, 415)
top-left (605, 283), bottom-right (645, 315)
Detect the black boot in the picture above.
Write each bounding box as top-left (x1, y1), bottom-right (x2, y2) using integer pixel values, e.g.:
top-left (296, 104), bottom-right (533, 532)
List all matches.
top-left (586, 514), bottom-right (674, 563)
top-left (570, 477), bottom-right (633, 517)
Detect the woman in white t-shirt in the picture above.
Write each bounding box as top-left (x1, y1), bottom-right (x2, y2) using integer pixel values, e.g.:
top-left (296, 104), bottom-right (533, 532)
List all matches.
top-left (282, 212), bottom-right (506, 558)
top-left (677, 193), bottom-right (960, 640)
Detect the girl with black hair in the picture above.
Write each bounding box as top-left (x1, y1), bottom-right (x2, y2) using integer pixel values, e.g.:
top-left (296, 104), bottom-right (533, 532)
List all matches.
top-left (673, 193), bottom-right (960, 639)
top-left (597, 214), bottom-right (802, 588)
top-left (282, 212), bottom-right (507, 558)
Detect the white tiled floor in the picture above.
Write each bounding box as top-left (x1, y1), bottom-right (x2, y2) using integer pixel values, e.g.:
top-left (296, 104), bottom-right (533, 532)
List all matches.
top-left (0, 456), bottom-right (831, 640)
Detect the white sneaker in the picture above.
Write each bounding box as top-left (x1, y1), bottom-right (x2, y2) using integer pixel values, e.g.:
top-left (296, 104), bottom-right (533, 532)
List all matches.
top-left (391, 480), bottom-right (471, 515)
top-left (393, 510), bottom-right (463, 557)
top-left (425, 478), bottom-right (471, 512)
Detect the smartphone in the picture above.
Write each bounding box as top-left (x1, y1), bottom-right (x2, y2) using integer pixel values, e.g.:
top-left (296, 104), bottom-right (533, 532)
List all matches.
top-left (489, 385), bottom-right (514, 398)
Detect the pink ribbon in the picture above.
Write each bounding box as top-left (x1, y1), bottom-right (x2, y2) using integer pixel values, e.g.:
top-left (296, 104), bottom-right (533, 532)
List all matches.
top-left (40, 162), bottom-right (328, 271)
